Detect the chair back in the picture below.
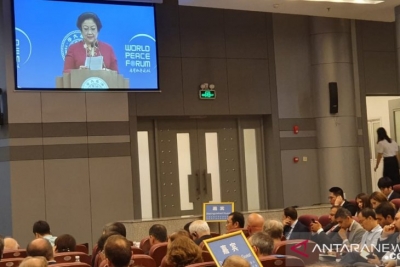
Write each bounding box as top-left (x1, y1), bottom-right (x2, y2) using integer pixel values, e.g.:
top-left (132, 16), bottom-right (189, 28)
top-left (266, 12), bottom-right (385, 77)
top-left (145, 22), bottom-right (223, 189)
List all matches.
top-left (394, 184), bottom-right (400, 194)
top-left (317, 215), bottom-right (331, 228)
top-left (139, 237), bottom-right (151, 255)
top-left (259, 255), bottom-right (305, 267)
top-left (0, 258), bottom-right (24, 267)
top-left (131, 246), bottom-right (145, 255)
top-left (210, 232), bottom-right (219, 238)
top-left (54, 252), bottom-right (91, 265)
top-left (297, 215), bottom-right (318, 229)
top-left (132, 254), bottom-right (157, 267)
top-left (273, 239), bottom-right (318, 265)
top-left (201, 251), bottom-right (213, 262)
top-left (391, 199), bottom-right (400, 210)
top-left (1, 250), bottom-right (27, 259)
top-left (149, 242), bottom-right (168, 267)
top-left (52, 263), bottom-right (91, 267)
top-left (75, 244), bottom-right (89, 254)
top-left (186, 262), bottom-right (217, 267)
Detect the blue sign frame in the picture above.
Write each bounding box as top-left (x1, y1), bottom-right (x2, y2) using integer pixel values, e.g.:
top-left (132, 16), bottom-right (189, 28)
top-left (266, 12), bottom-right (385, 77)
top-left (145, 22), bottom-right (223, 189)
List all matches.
top-left (203, 202), bottom-right (234, 222)
top-left (203, 231), bottom-right (262, 267)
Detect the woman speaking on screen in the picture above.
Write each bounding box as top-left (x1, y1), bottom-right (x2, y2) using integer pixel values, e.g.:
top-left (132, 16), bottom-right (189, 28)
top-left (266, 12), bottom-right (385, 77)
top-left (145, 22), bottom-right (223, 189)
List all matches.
top-left (63, 12), bottom-right (118, 73)
top-left (374, 127), bottom-right (400, 185)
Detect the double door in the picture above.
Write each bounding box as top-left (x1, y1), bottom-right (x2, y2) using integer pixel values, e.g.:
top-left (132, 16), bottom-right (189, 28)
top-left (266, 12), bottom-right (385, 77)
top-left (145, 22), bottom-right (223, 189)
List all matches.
top-left (137, 117), bottom-right (265, 218)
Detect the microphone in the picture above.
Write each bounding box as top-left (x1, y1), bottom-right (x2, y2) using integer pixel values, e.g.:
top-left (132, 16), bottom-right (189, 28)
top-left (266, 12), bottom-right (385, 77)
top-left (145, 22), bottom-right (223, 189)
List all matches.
top-left (95, 41), bottom-right (105, 69)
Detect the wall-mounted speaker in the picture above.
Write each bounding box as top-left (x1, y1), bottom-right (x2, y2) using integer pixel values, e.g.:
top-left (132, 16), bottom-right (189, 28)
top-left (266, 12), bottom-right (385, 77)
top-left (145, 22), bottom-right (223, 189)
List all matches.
top-left (328, 82), bottom-right (338, 114)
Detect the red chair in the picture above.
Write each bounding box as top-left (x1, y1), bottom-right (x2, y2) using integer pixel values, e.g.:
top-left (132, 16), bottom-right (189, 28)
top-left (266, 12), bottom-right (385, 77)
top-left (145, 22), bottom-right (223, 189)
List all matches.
top-left (131, 246), bottom-right (145, 255)
top-left (132, 255), bottom-right (157, 267)
top-left (149, 242), bottom-right (168, 267)
top-left (0, 258), bottom-right (24, 267)
top-left (391, 199), bottom-right (400, 210)
top-left (75, 244), bottom-right (89, 254)
top-left (273, 239), bottom-right (318, 265)
top-left (259, 255), bottom-right (305, 267)
top-left (160, 256), bottom-right (174, 267)
top-left (318, 215), bottom-right (331, 228)
top-left (201, 251), bottom-right (213, 262)
top-left (54, 252), bottom-right (91, 265)
top-left (139, 237), bottom-right (151, 255)
top-left (393, 184), bottom-right (400, 194)
top-left (1, 250), bottom-right (27, 259)
top-left (210, 232), bottom-right (219, 238)
top-left (52, 263), bottom-right (91, 267)
top-left (298, 215), bottom-right (318, 228)
top-left (186, 262), bottom-right (217, 267)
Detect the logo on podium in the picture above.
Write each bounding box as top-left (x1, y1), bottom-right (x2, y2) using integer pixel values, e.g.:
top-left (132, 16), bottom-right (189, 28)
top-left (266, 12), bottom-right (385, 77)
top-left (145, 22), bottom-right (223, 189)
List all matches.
top-left (81, 77), bottom-right (109, 89)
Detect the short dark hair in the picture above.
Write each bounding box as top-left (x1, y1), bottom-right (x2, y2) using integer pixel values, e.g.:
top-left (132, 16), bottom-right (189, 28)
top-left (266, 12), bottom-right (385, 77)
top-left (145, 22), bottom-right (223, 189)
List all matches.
top-left (103, 222), bottom-right (126, 237)
top-left (104, 235), bottom-right (132, 267)
top-left (26, 238), bottom-right (53, 261)
top-left (375, 202), bottom-right (396, 220)
top-left (334, 207), bottom-right (352, 219)
top-left (228, 212), bottom-right (245, 228)
top-left (329, 187), bottom-right (344, 198)
top-left (54, 234), bottom-right (76, 252)
top-left (33, 220), bottom-right (51, 235)
top-left (378, 177), bottom-right (393, 189)
top-left (149, 224), bottom-right (167, 242)
top-left (76, 12), bottom-right (102, 31)
top-left (283, 207), bottom-right (298, 220)
top-left (360, 208), bottom-right (377, 220)
top-left (0, 235), bottom-right (4, 260)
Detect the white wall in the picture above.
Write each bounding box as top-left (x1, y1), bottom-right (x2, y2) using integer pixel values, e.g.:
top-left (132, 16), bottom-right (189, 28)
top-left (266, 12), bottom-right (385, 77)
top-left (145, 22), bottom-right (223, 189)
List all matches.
top-left (366, 96), bottom-right (400, 131)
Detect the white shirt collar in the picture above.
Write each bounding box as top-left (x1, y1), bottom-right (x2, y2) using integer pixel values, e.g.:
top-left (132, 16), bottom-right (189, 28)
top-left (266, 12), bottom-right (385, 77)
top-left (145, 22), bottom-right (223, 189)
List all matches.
top-left (290, 219), bottom-right (298, 228)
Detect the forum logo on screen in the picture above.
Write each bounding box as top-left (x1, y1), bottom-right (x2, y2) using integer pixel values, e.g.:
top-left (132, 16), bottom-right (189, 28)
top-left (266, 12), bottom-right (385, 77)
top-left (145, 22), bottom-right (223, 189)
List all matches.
top-left (15, 28), bottom-right (32, 69)
top-left (61, 30), bottom-right (83, 60)
top-left (125, 34), bottom-right (156, 74)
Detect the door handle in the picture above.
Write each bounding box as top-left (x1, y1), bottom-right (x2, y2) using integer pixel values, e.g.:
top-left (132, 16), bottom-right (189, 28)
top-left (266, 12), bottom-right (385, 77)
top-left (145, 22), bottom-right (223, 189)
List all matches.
top-left (202, 170), bottom-right (213, 201)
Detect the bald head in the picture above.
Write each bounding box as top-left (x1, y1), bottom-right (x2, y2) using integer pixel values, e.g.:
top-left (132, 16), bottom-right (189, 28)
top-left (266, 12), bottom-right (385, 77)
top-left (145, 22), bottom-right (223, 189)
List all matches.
top-left (247, 213), bottom-right (265, 235)
top-left (19, 257), bottom-right (48, 267)
top-left (26, 238), bottom-right (54, 261)
top-left (223, 255), bottom-right (251, 267)
top-left (4, 237), bottom-right (19, 250)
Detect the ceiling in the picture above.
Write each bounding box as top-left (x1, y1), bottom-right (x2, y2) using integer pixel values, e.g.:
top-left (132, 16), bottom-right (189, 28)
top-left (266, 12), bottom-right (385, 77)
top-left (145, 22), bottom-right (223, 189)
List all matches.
top-left (178, 0), bottom-right (400, 22)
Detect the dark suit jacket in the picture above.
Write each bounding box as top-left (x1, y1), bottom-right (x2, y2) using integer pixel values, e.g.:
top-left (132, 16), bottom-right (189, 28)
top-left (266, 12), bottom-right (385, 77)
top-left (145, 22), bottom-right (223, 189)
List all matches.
top-left (388, 191), bottom-right (400, 201)
top-left (195, 234), bottom-right (212, 245)
top-left (376, 232), bottom-right (399, 258)
top-left (342, 200), bottom-right (357, 216)
top-left (284, 221), bottom-right (310, 240)
top-left (311, 224), bottom-right (342, 247)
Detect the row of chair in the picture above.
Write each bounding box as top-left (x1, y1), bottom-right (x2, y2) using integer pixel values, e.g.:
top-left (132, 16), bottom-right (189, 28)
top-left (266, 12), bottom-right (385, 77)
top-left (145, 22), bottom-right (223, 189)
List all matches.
top-left (2, 244), bottom-right (89, 260)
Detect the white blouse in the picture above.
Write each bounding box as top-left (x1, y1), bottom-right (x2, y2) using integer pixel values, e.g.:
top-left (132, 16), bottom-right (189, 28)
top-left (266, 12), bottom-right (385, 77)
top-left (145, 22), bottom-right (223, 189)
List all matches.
top-left (377, 139), bottom-right (399, 157)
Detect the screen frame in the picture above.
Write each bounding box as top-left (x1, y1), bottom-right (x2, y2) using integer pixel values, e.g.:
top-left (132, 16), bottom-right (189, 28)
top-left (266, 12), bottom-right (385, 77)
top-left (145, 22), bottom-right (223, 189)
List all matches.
top-left (10, 0), bottom-right (160, 92)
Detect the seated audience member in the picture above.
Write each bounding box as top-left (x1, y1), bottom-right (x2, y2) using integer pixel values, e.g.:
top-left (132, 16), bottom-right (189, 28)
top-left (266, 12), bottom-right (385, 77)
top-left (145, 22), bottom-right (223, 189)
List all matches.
top-left (328, 187), bottom-right (357, 215)
top-left (92, 231), bottom-right (120, 267)
top-left (375, 202), bottom-right (396, 228)
top-left (222, 255), bottom-right (250, 267)
top-left (189, 220), bottom-right (212, 245)
top-left (103, 222), bottom-right (127, 237)
top-left (104, 235), bottom-right (132, 267)
top-left (26, 238), bottom-right (56, 264)
top-left (263, 220), bottom-right (284, 245)
top-left (0, 235), bottom-right (4, 260)
top-left (355, 193), bottom-right (370, 216)
top-left (168, 230), bottom-right (191, 247)
top-left (247, 213), bottom-right (265, 236)
top-left (20, 257), bottom-right (48, 267)
top-left (374, 212), bottom-right (400, 267)
top-left (310, 206), bottom-right (342, 247)
top-left (149, 224), bottom-right (168, 247)
top-left (32, 221), bottom-right (57, 247)
top-left (183, 221), bottom-right (193, 236)
top-left (378, 177), bottom-right (400, 201)
top-left (369, 191), bottom-right (389, 210)
top-left (54, 234), bottom-right (76, 253)
top-left (248, 232), bottom-right (274, 257)
top-left (226, 211), bottom-right (245, 232)
top-left (340, 208), bottom-right (383, 264)
top-left (4, 237), bottom-right (19, 250)
top-left (335, 207), bottom-right (365, 245)
top-left (282, 206), bottom-right (309, 240)
top-left (165, 236), bottom-right (203, 267)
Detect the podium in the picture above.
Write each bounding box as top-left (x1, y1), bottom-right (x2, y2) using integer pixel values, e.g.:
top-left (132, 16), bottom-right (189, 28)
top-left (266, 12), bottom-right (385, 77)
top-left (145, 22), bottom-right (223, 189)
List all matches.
top-left (56, 69), bottom-right (129, 89)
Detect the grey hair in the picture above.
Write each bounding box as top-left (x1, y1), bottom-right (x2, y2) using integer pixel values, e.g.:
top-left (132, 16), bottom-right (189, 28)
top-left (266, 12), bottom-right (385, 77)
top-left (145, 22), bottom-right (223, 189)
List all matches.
top-left (189, 220), bottom-right (210, 236)
top-left (248, 232), bottom-right (274, 256)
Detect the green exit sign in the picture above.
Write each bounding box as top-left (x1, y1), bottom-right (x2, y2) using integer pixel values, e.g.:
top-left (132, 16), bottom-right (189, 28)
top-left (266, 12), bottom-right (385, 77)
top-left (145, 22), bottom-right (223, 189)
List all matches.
top-left (199, 90), bottom-right (216, 99)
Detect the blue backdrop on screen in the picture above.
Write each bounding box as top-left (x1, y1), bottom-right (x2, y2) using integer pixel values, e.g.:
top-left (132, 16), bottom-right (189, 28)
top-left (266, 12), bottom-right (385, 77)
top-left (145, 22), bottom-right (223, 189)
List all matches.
top-left (13, 0), bottom-right (158, 90)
